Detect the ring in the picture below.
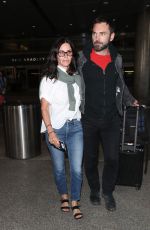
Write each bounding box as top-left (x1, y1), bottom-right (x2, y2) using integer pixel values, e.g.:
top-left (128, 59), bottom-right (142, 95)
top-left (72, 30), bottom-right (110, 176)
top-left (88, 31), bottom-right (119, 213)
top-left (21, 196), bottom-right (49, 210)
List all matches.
top-left (52, 139), bottom-right (55, 144)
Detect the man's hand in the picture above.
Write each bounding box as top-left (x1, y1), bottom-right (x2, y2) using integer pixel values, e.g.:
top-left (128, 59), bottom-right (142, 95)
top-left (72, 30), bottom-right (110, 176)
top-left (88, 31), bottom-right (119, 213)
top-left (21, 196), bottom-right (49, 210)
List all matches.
top-left (132, 100), bottom-right (139, 106)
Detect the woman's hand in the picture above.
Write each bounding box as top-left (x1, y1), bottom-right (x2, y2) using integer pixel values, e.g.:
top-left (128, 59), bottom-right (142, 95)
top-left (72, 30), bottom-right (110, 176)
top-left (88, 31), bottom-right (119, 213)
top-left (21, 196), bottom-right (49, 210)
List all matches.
top-left (48, 131), bottom-right (60, 148)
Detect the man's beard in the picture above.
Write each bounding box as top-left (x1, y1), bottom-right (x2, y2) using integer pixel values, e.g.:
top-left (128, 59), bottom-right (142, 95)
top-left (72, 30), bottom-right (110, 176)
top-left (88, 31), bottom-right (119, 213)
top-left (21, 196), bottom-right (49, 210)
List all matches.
top-left (93, 41), bottom-right (109, 52)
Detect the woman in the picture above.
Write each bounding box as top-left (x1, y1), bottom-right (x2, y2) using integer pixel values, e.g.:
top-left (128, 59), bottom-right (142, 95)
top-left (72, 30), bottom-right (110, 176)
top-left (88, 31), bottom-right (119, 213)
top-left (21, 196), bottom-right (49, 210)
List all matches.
top-left (39, 37), bottom-right (83, 220)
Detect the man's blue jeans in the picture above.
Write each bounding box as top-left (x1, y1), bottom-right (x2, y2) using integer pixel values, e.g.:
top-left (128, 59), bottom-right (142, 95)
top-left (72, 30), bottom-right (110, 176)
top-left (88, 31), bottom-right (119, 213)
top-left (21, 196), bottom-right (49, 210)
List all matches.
top-left (45, 119), bottom-right (83, 201)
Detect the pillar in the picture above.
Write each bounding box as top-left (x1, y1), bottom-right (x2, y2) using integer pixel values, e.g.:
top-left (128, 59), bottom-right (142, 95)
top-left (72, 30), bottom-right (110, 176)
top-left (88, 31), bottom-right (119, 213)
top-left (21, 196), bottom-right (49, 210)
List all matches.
top-left (134, 9), bottom-right (150, 104)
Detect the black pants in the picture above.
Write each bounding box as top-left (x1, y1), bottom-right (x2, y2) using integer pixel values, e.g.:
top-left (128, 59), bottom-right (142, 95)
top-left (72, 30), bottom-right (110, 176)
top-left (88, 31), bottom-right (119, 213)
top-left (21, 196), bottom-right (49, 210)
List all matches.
top-left (82, 114), bottom-right (121, 195)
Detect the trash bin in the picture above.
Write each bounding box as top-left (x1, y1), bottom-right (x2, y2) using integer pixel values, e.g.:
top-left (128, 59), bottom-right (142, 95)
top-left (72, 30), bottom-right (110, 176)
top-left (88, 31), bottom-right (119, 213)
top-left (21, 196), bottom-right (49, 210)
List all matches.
top-left (2, 102), bottom-right (41, 159)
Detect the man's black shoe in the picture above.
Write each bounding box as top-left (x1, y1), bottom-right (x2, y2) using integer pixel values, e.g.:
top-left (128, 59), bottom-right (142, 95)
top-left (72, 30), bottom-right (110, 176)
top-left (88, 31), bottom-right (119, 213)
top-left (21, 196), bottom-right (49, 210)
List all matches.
top-left (90, 192), bottom-right (101, 205)
top-left (102, 194), bottom-right (116, 211)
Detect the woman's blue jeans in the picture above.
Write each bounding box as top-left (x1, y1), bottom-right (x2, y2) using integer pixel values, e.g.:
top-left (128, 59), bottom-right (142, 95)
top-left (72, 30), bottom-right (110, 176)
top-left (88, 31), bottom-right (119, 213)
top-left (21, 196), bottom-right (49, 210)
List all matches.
top-left (45, 119), bottom-right (83, 201)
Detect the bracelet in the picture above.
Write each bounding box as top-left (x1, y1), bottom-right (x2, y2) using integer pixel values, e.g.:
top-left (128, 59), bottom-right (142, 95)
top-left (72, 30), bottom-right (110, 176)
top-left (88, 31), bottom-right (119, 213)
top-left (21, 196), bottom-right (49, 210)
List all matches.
top-left (46, 123), bottom-right (52, 129)
top-left (48, 130), bottom-right (55, 135)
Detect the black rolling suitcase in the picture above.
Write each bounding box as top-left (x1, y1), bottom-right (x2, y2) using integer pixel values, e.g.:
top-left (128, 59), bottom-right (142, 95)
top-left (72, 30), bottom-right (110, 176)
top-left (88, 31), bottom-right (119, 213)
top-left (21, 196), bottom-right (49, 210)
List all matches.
top-left (116, 106), bottom-right (145, 189)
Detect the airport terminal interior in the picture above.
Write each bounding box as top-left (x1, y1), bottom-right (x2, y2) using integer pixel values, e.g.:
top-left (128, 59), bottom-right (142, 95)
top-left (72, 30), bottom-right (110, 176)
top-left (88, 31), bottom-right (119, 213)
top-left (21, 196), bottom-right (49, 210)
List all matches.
top-left (0, 0), bottom-right (150, 229)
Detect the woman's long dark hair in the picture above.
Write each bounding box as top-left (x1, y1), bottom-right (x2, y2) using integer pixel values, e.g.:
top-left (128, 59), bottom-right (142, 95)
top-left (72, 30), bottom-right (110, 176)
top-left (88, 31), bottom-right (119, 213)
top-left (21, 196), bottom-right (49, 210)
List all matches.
top-left (43, 37), bottom-right (78, 79)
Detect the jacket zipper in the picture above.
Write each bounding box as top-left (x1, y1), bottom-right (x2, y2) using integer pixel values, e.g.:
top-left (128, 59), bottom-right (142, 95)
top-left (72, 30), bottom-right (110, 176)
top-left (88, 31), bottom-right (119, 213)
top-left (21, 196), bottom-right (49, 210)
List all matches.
top-left (103, 70), bottom-right (106, 115)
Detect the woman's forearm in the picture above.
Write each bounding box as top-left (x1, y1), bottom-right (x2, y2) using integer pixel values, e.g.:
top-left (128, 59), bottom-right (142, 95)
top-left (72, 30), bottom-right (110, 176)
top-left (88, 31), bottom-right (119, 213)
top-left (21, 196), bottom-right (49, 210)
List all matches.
top-left (41, 99), bottom-right (53, 133)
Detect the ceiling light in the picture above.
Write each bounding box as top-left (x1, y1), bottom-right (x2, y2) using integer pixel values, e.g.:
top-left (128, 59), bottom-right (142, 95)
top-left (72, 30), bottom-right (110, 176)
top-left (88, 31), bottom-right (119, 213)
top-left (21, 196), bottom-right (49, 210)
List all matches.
top-left (69, 23), bottom-right (73, 26)
top-left (32, 25), bottom-right (36, 29)
top-left (2, 0), bottom-right (7, 4)
top-left (125, 70), bottom-right (134, 73)
top-left (103, 1), bottom-right (109, 5)
top-left (20, 44), bottom-right (28, 51)
top-left (120, 32), bottom-right (126, 36)
top-left (81, 33), bottom-right (86, 38)
top-left (92, 9), bottom-right (96, 13)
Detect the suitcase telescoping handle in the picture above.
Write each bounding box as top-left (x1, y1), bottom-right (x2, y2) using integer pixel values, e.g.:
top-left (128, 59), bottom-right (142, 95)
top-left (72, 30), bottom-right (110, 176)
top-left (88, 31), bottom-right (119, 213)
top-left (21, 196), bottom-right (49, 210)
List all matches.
top-left (121, 106), bottom-right (139, 152)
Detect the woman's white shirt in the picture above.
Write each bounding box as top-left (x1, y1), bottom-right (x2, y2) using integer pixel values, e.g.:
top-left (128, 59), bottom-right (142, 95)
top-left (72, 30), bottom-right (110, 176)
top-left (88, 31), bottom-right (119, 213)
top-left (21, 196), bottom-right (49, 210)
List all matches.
top-left (39, 72), bottom-right (81, 132)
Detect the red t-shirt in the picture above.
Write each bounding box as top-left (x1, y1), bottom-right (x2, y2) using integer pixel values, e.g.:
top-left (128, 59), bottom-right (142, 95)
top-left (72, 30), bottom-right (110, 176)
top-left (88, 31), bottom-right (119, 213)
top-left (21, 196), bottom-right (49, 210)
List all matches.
top-left (90, 48), bottom-right (111, 71)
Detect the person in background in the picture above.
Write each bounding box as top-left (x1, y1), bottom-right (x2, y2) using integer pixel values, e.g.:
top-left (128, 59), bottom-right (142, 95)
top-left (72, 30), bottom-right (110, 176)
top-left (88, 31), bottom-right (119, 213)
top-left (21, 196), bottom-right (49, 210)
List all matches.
top-left (78, 16), bottom-right (139, 211)
top-left (0, 71), bottom-right (7, 105)
top-left (39, 37), bottom-right (83, 220)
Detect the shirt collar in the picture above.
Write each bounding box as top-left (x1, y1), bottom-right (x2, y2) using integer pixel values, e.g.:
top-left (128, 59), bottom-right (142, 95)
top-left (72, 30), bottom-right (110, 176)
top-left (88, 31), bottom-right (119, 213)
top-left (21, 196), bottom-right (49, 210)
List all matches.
top-left (57, 65), bottom-right (67, 73)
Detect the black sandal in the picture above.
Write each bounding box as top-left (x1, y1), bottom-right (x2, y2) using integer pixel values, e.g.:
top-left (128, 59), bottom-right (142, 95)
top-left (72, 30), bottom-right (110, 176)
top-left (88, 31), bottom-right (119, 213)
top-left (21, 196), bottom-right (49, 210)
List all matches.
top-left (60, 199), bottom-right (70, 212)
top-left (71, 205), bottom-right (83, 220)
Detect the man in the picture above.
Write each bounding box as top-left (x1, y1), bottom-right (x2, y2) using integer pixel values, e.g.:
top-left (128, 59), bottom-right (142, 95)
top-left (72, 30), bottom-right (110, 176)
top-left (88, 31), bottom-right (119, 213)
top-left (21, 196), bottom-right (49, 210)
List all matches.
top-left (78, 16), bottom-right (138, 211)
